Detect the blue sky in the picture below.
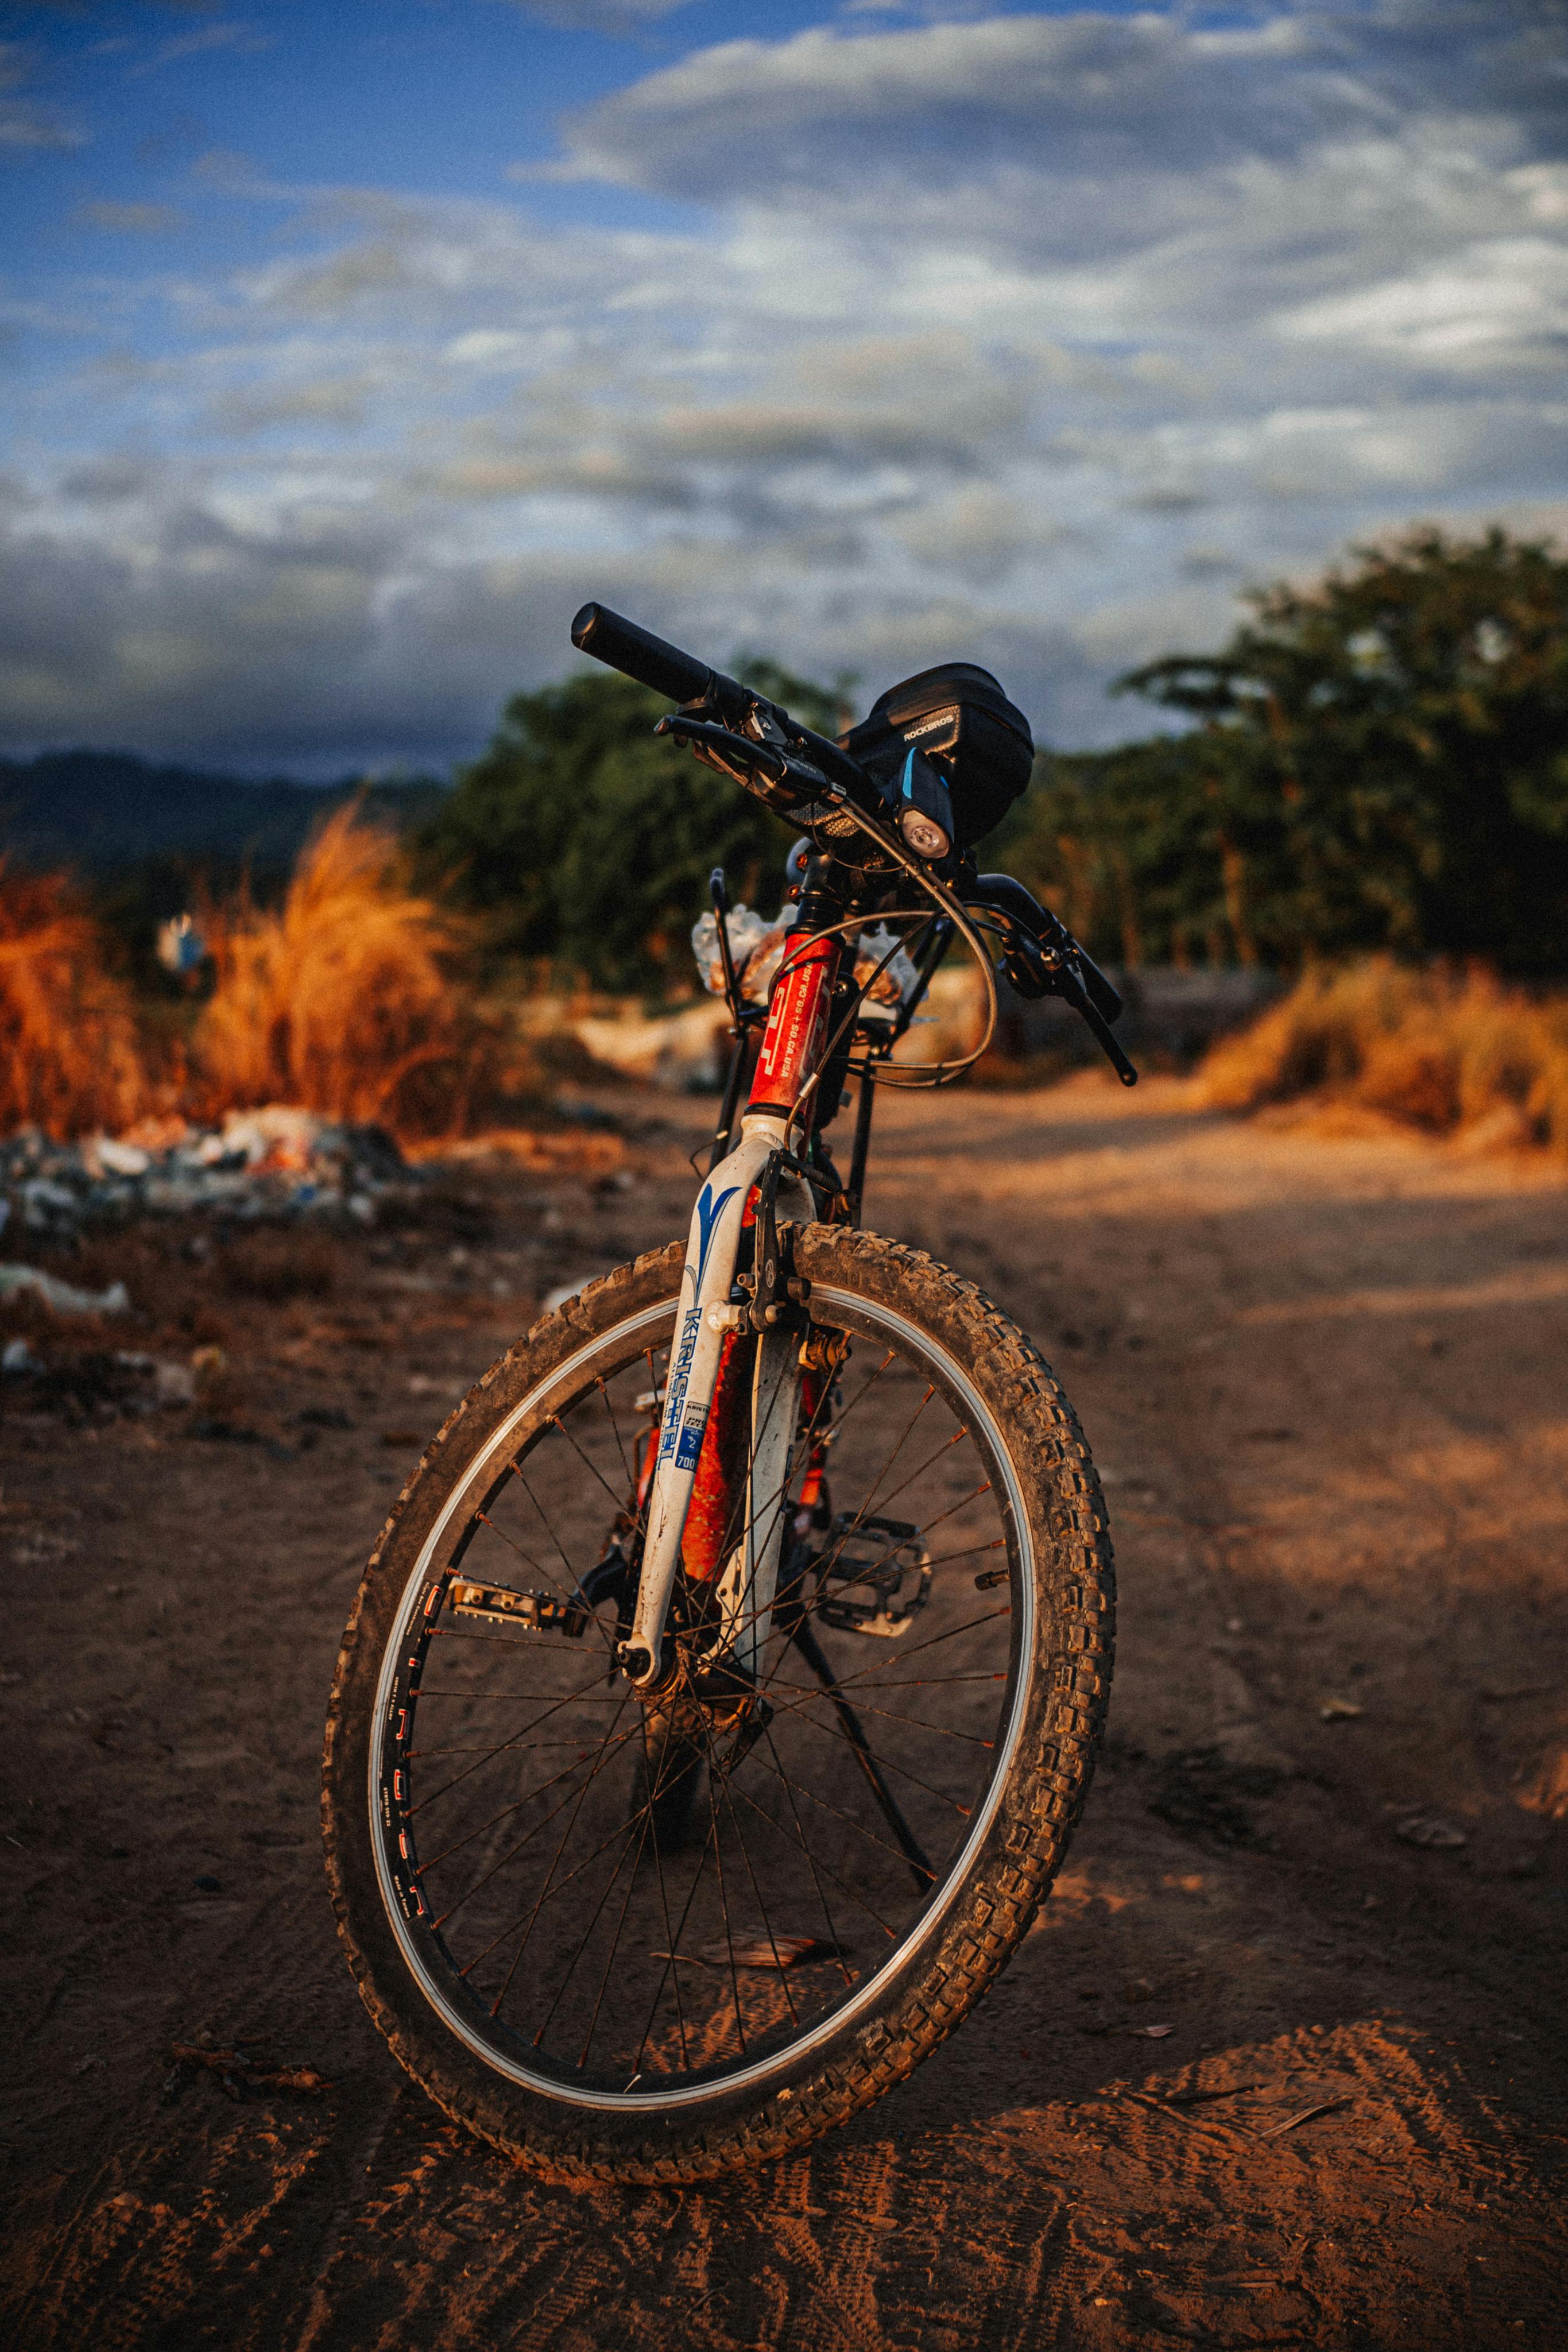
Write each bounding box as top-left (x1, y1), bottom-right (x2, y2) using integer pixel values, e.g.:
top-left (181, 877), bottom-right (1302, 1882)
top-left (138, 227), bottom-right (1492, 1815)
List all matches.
top-left (2, 1), bottom-right (1566, 773)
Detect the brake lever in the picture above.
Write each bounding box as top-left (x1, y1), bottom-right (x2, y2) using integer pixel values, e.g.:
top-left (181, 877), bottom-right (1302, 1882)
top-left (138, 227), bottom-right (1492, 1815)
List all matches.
top-left (1056, 960), bottom-right (1139, 1087)
top-left (655, 712), bottom-right (793, 782)
top-left (1000, 923), bottom-right (1137, 1087)
top-left (656, 714), bottom-right (849, 817)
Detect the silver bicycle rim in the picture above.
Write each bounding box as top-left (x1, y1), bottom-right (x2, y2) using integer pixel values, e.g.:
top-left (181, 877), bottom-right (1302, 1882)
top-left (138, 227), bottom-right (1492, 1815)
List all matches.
top-left (369, 1282), bottom-right (1035, 2114)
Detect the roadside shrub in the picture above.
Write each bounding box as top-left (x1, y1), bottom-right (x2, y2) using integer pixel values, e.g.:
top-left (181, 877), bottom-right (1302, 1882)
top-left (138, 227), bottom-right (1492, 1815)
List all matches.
top-left (193, 806), bottom-right (518, 1135)
top-left (0, 866), bottom-right (147, 1136)
top-left (1199, 958), bottom-right (1568, 1153)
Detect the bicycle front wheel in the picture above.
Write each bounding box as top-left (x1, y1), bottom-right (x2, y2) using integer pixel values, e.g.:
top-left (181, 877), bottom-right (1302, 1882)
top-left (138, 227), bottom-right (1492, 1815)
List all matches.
top-left (322, 1227), bottom-right (1114, 2181)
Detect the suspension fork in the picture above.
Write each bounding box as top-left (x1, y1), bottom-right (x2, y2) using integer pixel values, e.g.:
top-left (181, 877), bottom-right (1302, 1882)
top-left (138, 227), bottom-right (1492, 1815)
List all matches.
top-left (622, 919), bottom-right (842, 1691)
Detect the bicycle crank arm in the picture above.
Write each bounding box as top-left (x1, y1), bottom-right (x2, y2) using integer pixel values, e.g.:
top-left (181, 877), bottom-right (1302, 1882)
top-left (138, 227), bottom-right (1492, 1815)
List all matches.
top-left (625, 1116), bottom-right (812, 1690)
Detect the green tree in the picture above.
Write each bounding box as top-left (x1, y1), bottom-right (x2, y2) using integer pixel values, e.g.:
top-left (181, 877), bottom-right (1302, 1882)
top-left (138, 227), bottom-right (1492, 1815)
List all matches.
top-left (418, 666), bottom-right (825, 992)
top-left (1121, 527), bottom-right (1568, 974)
top-left (1008, 528), bottom-right (1568, 973)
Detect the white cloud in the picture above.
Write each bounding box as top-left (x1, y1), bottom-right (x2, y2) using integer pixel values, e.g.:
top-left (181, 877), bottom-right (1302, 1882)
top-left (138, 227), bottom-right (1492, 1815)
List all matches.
top-left (3, 3), bottom-right (1566, 766)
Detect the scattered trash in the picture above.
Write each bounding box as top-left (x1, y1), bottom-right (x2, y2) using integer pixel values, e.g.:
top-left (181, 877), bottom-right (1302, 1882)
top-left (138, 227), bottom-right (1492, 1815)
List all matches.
top-left (0, 1264), bottom-right (130, 1317)
top-left (1125, 2024), bottom-right (1175, 2039)
top-left (1319, 1697), bottom-right (1364, 1722)
top-left (0, 1108), bottom-right (411, 1239)
top-left (692, 905), bottom-right (919, 1018)
top-left (1394, 1812), bottom-right (1468, 1850)
top-left (152, 1360), bottom-right (196, 1408)
top-left (1163, 2082), bottom-right (1264, 2107)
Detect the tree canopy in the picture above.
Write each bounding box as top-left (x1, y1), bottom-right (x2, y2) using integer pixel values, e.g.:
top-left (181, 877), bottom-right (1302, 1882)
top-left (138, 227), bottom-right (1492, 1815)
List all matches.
top-left (424, 530), bottom-right (1568, 989)
top-left (1008, 528), bottom-right (1568, 975)
top-left (416, 665), bottom-right (837, 992)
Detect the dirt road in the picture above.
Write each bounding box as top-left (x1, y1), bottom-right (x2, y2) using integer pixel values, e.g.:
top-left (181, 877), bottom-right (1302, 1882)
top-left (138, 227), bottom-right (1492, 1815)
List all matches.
top-left (3, 1076), bottom-right (1566, 2349)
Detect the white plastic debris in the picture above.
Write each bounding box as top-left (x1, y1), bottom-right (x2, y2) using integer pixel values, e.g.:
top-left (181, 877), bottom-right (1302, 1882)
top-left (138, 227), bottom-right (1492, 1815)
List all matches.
top-left (691, 904), bottom-right (789, 1007)
top-left (153, 1360), bottom-right (197, 1407)
top-left (852, 925), bottom-right (920, 1018)
top-left (0, 1264), bottom-right (130, 1316)
top-left (0, 1108), bottom-right (410, 1237)
top-left (156, 912), bottom-right (207, 976)
top-left (84, 1138), bottom-right (152, 1179)
top-left (691, 906), bottom-right (919, 1017)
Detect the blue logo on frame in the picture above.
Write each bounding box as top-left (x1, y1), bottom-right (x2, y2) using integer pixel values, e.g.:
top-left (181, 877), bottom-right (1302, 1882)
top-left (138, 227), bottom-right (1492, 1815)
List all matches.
top-left (692, 1183), bottom-right (739, 1291)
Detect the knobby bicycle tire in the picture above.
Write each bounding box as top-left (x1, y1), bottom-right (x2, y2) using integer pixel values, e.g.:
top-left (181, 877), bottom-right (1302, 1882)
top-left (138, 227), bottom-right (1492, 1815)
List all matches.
top-left (322, 1227), bottom-right (1115, 2182)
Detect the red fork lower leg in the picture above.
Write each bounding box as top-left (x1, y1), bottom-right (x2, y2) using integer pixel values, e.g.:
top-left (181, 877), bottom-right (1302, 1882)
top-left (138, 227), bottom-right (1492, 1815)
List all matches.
top-left (682, 1333), bottom-right (753, 1583)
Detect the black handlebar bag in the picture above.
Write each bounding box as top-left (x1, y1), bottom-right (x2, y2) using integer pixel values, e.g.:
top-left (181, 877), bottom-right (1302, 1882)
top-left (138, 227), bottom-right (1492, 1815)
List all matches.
top-left (839, 663), bottom-right (1033, 850)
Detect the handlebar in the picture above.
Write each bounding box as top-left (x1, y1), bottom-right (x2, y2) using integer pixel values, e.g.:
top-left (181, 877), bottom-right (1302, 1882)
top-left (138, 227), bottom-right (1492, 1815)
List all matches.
top-left (571, 602), bottom-right (716, 708)
top-left (568, 598), bottom-right (1137, 1087)
top-left (573, 599), bottom-right (873, 803)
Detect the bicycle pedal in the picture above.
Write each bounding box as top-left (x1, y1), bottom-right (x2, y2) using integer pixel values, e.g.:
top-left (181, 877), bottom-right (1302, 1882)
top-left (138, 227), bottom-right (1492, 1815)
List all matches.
top-left (448, 1579), bottom-right (588, 1638)
top-left (818, 1515), bottom-right (931, 1638)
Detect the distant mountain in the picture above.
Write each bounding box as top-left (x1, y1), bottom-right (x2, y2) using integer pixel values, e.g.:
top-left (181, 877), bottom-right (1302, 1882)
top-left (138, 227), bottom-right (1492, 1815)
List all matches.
top-left (0, 748), bottom-right (448, 876)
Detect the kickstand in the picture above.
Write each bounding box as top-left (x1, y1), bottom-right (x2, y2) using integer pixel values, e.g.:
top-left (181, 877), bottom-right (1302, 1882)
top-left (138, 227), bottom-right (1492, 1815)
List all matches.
top-left (789, 1612), bottom-right (935, 1893)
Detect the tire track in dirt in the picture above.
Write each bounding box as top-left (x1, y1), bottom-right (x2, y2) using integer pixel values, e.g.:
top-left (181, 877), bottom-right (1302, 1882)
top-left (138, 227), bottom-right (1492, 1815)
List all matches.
top-left (5, 1084), bottom-right (1567, 2348)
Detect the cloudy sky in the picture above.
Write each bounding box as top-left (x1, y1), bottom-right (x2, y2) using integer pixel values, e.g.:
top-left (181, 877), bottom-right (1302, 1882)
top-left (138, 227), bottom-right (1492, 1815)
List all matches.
top-left (2, 0), bottom-right (1566, 774)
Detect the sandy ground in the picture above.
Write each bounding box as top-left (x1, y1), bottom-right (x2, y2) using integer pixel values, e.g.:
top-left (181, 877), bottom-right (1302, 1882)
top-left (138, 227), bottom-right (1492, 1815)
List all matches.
top-left (2, 1073), bottom-right (1566, 2351)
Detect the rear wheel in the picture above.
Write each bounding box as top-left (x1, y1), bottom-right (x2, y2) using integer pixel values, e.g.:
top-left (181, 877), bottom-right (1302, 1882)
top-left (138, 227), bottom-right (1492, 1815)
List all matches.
top-left (322, 1228), bottom-right (1114, 2181)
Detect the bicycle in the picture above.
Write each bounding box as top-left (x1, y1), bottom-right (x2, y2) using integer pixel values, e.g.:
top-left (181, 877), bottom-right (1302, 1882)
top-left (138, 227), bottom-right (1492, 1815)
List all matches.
top-left (322, 603), bottom-right (1134, 2180)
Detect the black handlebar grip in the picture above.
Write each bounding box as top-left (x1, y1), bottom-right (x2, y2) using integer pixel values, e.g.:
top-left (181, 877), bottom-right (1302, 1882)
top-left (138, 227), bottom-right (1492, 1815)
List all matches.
top-left (571, 602), bottom-right (713, 706)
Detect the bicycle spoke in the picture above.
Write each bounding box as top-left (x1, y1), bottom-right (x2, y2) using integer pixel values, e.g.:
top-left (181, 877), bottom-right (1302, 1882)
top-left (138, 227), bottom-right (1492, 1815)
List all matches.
top-left (478, 1690), bottom-right (636, 2009)
top-left (369, 1267), bottom-right (1035, 2104)
top-left (760, 1723), bottom-right (855, 1989)
top-left (712, 1749), bottom-right (801, 2029)
top-left (699, 1716), bottom-right (747, 2060)
top-left (409, 1670), bottom-right (616, 1816)
top-left (424, 1715), bottom-right (644, 1891)
top-left (548, 1411), bottom-right (636, 1518)
top-left (597, 1377), bottom-right (633, 1486)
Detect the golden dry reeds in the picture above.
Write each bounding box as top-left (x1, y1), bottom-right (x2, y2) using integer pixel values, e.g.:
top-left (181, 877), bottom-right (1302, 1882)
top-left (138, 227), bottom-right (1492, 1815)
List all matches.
top-left (1198, 958), bottom-right (1568, 1155)
top-left (193, 804), bottom-right (497, 1134)
top-left (0, 865), bottom-right (148, 1137)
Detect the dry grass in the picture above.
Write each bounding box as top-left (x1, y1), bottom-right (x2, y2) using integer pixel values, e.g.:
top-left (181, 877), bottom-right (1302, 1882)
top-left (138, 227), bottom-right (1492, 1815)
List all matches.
top-left (0, 866), bottom-right (148, 1136)
top-left (195, 806), bottom-right (513, 1135)
top-left (1198, 958), bottom-right (1568, 1154)
top-left (0, 810), bottom-right (536, 1144)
